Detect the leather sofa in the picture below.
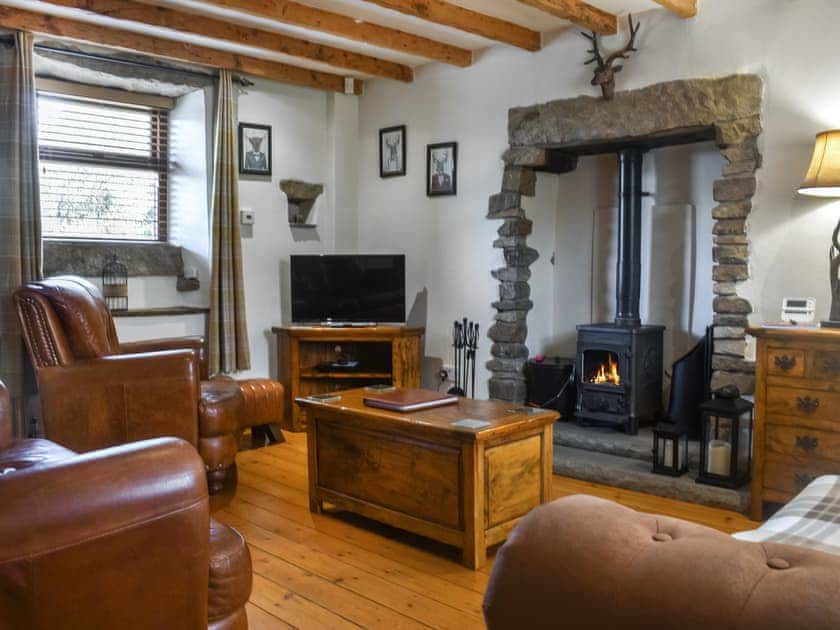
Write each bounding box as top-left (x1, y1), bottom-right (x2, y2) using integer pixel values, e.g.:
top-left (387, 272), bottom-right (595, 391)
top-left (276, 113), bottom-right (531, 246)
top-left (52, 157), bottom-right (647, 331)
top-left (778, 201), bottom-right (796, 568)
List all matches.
top-left (0, 380), bottom-right (252, 629)
top-left (14, 276), bottom-right (283, 492)
top-left (483, 494), bottom-right (840, 629)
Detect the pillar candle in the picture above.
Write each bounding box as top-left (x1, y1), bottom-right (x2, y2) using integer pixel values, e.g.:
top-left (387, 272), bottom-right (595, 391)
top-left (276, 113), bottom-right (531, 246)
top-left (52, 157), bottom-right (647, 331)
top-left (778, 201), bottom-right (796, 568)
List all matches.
top-left (663, 440), bottom-right (673, 467)
top-left (709, 440), bottom-right (731, 476)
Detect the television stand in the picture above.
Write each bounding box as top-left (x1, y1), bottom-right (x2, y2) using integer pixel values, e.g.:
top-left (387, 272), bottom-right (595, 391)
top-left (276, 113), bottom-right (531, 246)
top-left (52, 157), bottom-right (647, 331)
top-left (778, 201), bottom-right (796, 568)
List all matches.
top-left (271, 325), bottom-right (424, 431)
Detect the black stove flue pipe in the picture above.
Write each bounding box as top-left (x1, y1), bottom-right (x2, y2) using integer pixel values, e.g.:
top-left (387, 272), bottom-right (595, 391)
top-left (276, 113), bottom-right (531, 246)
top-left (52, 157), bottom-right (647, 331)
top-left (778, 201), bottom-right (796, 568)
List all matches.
top-left (614, 147), bottom-right (645, 328)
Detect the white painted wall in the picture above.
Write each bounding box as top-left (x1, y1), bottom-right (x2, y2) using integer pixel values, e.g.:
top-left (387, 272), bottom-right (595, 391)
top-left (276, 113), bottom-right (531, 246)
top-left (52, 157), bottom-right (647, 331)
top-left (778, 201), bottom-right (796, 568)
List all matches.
top-left (111, 87), bottom-right (211, 342)
top-left (236, 80), bottom-right (359, 380)
top-left (355, 0), bottom-right (840, 397)
top-left (112, 81), bottom-right (359, 381)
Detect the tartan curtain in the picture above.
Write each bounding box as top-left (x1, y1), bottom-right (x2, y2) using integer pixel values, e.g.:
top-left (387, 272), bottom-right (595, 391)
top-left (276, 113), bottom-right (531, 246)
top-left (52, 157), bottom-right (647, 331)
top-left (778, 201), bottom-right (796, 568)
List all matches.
top-left (0, 31), bottom-right (42, 436)
top-left (208, 70), bottom-right (250, 374)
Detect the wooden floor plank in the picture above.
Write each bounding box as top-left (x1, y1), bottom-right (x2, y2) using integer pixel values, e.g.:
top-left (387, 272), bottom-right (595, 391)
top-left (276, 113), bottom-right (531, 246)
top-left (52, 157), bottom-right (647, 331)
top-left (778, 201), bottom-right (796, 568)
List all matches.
top-left (223, 498), bottom-right (486, 621)
top-left (235, 466), bottom-right (490, 593)
top-left (219, 511), bottom-right (483, 629)
top-left (227, 429), bottom-right (760, 629)
top-left (245, 602), bottom-right (296, 629)
top-left (250, 546), bottom-right (429, 630)
top-left (250, 573), bottom-right (361, 629)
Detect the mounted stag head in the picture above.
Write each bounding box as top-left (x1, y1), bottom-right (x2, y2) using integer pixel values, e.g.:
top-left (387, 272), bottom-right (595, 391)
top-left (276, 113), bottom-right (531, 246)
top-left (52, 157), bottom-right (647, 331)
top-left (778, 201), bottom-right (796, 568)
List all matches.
top-left (582, 14), bottom-right (641, 100)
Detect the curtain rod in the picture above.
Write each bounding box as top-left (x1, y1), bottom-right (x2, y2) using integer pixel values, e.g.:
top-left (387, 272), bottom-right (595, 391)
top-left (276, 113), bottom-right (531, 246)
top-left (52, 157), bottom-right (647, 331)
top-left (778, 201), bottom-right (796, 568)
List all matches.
top-left (33, 44), bottom-right (254, 86)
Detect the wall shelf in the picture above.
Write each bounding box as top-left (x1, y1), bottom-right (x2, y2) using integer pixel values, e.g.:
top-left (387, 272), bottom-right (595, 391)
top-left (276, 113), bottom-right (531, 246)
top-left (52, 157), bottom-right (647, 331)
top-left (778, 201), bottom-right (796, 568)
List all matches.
top-left (112, 306), bottom-right (209, 318)
top-left (299, 370), bottom-right (393, 380)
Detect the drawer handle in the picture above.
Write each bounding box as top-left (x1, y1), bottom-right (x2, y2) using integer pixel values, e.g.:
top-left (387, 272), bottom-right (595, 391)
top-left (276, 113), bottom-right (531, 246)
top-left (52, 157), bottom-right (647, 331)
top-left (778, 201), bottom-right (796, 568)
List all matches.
top-left (823, 356), bottom-right (840, 375)
top-left (794, 472), bottom-right (817, 492)
top-left (775, 355), bottom-right (797, 372)
top-left (796, 435), bottom-right (819, 453)
top-left (796, 396), bottom-right (820, 413)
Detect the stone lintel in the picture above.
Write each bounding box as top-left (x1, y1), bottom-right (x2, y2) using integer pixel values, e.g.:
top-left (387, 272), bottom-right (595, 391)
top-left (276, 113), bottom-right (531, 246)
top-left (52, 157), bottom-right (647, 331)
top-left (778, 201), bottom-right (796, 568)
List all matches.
top-left (508, 75), bottom-right (762, 147)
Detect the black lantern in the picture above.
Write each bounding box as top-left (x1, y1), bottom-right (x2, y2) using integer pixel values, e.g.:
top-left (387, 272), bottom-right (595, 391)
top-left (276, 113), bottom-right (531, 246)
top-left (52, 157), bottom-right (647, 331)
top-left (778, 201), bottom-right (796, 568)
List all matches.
top-left (697, 386), bottom-right (754, 489)
top-left (652, 421), bottom-right (689, 476)
top-left (102, 255), bottom-right (128, 312)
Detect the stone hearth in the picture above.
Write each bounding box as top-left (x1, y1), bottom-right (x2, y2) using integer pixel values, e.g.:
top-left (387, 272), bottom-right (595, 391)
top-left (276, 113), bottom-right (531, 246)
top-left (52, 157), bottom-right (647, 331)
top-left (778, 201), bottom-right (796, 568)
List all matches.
top-left (553, 421), bottom-right (750, 512)
top-left (486, 75), bottom-right (763, 402)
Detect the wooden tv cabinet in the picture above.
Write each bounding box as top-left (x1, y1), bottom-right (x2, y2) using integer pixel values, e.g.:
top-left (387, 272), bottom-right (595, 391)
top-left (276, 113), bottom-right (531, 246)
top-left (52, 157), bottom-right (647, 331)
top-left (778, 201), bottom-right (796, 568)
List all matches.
top-left (272, 325), bottom-right (424, 431)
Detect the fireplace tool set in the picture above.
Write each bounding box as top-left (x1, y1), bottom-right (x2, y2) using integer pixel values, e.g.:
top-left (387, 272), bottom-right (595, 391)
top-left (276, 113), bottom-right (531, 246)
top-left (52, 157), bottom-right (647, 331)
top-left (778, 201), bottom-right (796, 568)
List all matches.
top-left (449, 318), bottom-right (478, 398)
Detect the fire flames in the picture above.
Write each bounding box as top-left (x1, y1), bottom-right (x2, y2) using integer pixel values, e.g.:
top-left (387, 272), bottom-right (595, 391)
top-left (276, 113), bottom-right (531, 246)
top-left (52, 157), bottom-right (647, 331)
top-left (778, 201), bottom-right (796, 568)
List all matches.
top-left (590, 355), bottom-right (621, 385)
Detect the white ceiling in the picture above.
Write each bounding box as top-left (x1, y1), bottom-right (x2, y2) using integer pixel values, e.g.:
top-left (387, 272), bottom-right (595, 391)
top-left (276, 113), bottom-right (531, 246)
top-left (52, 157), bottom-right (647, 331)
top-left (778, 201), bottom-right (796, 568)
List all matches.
top-left (0, 0), bottom-right (684, 80)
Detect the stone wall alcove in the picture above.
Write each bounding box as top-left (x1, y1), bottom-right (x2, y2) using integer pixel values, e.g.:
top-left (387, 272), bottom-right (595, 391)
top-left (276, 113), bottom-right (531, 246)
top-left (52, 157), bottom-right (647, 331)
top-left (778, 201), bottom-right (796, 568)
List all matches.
top-left (486, 75), bottom-right (763, 402)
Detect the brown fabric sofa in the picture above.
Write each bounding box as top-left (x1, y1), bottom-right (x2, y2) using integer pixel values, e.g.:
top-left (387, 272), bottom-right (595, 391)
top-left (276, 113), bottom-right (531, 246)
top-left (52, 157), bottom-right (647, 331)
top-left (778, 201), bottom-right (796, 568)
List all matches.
top-left (0, 380), bottom-right (252, 629)
top-left (13, 276), bottom-right (281, 491)
top-left (484, 494), bottom-right (840, 630)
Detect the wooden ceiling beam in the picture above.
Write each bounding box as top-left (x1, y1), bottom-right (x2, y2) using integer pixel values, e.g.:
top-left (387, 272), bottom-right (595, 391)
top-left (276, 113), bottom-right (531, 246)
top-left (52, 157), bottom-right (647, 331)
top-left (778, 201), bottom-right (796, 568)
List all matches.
top-left (38, 0), bottom-right (413, 81)
top-left (651, 0), bottom-right (698, 18)
top-left (516, 0), bottom-right (617, 34)
top-left (359, 0), bottom-right (541, 51)
top-left (166, 0), bottom-right (473, 67)
top-left (0, 6), bottom-right (362, 94)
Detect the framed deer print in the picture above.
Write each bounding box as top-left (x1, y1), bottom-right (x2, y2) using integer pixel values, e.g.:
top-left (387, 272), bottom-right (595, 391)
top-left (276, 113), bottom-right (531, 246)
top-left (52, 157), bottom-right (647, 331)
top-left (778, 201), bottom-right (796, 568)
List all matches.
top-left (426, 141), bottom-right (457, 197)
top-left (239, 122), bottom-right (272, 176)
top-left (379, 125), bottom-right (406, 178)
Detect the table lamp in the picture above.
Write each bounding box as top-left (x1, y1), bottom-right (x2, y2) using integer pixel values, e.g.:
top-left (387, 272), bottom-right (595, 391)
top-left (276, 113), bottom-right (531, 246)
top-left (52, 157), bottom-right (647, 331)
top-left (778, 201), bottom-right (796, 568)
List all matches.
top-left (799, 130), bottom-right (840, 327)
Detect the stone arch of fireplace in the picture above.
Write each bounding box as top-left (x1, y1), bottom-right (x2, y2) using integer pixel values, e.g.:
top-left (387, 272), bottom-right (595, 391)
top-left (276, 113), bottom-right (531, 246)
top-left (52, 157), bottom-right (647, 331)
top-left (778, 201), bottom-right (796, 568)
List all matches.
top-left (486, 75), bottom-right (763, 403)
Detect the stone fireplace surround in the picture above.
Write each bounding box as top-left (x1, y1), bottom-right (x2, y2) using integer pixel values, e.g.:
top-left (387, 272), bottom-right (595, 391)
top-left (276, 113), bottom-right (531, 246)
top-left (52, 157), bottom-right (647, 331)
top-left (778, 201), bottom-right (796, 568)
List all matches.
top-left (486, 75), bottom-right (763, 403)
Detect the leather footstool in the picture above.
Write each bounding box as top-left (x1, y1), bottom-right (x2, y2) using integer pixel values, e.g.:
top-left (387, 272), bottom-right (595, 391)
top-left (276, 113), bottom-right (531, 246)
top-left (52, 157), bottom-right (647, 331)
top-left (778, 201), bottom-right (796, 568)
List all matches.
top-left (237, 378), bottom-right (286, 444)
top-left (199, 379), bottom-right (243, 493)
top-left (208, 518), bottom-right (252, 630)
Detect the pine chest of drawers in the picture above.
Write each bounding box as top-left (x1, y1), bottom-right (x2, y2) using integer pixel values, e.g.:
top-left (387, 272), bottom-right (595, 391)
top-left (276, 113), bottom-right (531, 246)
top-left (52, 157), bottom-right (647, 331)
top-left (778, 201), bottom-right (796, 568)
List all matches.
top-left (749, 327), bottom-right (840, 520)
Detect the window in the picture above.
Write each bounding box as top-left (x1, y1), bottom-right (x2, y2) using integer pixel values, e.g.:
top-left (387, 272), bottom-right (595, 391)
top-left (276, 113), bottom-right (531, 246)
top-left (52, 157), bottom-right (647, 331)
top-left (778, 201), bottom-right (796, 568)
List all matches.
top-left (38, 93), bottom-right (169, 241)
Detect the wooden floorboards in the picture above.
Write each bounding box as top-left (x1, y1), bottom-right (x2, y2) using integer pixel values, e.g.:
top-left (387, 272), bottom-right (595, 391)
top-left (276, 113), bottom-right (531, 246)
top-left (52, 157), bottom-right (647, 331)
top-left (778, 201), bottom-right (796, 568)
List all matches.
top-left (214, 431), bottom-right (760, 629)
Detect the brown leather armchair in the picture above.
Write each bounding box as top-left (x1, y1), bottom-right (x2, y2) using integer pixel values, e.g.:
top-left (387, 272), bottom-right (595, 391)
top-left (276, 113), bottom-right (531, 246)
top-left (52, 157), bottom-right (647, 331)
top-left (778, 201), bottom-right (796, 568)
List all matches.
top-left (0, 380), bottom-right (252, 629)
top-left (14, 276), bottom-right (242, 492)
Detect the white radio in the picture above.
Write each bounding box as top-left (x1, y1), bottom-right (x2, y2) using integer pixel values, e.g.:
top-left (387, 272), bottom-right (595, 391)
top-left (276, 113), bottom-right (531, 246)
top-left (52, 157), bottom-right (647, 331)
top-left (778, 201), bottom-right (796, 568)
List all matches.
top-left (781, 297), bottom-right (816, 324)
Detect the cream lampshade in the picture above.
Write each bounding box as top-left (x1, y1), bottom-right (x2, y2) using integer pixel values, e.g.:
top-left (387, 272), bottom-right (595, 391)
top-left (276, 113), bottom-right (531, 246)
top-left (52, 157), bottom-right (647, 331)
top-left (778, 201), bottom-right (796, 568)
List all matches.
top-left (800, 130), bottom-right (840, 197)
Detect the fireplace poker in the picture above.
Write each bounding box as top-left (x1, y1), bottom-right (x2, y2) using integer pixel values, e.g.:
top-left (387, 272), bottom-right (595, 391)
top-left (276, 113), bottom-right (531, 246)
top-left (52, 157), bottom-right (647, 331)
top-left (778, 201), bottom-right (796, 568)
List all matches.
top-left (469, 323), bottom-right (479, 399)
top-left (461, 318), bottom-right (469, 394)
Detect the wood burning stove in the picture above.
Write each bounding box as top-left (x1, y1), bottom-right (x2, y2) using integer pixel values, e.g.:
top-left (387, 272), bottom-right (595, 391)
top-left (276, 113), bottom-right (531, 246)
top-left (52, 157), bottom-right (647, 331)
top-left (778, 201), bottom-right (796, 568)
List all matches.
top-left (576, 323), bottom-right (663, 434)
top-left (575, 146), bottom-right (664, 434)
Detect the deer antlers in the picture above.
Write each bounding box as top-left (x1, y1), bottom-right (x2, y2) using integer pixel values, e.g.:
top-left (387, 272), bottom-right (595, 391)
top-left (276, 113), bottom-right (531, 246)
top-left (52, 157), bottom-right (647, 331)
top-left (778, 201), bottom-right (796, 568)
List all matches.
top-left (582, 14), bottom-right (641, 100)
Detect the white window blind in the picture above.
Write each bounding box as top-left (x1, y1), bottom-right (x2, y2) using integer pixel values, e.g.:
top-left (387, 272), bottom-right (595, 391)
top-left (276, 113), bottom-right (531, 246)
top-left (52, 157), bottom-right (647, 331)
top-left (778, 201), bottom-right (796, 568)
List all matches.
top-left (38, 93), bottom-right (169, 241)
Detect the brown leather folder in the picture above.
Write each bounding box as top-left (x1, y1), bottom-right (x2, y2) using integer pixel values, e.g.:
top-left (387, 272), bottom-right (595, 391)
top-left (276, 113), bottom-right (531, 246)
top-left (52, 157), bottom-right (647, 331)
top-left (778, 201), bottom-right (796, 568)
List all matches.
top-left (363, 388), bottom-right (459, 412)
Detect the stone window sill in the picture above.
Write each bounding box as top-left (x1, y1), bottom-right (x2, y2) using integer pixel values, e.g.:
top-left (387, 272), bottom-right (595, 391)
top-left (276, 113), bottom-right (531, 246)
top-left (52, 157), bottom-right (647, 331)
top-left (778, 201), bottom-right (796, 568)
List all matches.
top-left (43, 239), bottom-right (184, 277)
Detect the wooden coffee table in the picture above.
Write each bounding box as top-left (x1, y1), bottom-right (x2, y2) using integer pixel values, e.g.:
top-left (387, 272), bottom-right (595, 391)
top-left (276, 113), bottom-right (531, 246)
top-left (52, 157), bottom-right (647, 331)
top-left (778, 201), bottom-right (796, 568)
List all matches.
top-left (296, 388), bottom-right (558, 569)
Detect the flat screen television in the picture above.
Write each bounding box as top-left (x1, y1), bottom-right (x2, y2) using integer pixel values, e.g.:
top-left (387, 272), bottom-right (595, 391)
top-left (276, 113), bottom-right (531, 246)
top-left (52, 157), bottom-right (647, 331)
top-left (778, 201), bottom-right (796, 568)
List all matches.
top-left (290, 254), bottom-right (406, 324)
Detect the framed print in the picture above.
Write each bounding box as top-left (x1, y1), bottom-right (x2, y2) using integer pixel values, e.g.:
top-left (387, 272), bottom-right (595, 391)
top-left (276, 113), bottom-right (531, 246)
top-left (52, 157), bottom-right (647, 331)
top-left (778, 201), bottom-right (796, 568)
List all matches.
top-left (379, 125), bottom-right (406, 178)
top-left (239, 122), bottom-right (272, 176)
top-left (426, 141), bottom-right (457, 197)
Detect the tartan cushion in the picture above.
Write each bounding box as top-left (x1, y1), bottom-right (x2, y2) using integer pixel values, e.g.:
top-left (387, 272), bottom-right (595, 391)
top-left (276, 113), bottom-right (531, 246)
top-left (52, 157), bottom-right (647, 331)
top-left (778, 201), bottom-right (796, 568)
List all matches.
top-left (733, 475), bottom-right (840, 555)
